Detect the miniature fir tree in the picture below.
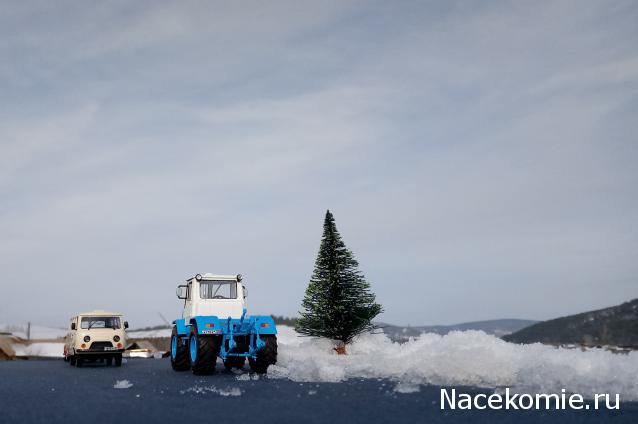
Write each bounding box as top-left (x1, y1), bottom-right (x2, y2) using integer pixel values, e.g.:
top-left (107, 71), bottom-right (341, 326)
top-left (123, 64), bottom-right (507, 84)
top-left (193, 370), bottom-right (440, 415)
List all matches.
top-left (296, 210), bottom-right (382, 353)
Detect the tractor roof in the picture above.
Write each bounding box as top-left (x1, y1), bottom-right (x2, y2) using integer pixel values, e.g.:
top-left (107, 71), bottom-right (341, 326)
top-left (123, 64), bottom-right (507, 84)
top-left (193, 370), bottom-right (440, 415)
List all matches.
top-left (187, 273), bottom-right (241, 282)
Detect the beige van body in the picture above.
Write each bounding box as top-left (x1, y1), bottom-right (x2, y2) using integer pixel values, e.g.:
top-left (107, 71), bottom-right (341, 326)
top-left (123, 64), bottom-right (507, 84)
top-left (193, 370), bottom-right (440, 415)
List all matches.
top-left (64, 310), bottom-right (128, 367)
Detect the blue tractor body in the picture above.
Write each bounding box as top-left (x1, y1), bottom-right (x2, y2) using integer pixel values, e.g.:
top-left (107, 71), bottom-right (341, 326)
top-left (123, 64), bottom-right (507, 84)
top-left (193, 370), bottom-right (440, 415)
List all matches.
top-left (172, 309), bottom-right (277, 361)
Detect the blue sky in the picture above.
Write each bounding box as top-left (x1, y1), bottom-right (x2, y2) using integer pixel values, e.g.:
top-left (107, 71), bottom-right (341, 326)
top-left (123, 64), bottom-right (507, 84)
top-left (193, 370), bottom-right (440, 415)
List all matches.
top-left (1, 0), bottom-right (637, 328)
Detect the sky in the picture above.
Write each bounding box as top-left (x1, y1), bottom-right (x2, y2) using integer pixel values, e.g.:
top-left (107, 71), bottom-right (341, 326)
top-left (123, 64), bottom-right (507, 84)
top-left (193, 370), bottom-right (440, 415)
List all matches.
top-left (1, 0), bottom-right (637, 328)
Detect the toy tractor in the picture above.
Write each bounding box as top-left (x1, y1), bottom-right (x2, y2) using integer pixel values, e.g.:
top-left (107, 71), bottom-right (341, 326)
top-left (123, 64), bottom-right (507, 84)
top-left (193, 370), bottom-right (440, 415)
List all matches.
top-left (170, 273), bottom-right (277, 375)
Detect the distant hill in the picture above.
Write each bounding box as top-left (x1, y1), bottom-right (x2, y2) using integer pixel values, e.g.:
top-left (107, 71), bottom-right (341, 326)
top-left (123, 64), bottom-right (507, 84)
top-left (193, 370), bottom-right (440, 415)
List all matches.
top-left (379, 319), bottom-right (538, 341)
top-left (503, 299), bottom-right (638, 347)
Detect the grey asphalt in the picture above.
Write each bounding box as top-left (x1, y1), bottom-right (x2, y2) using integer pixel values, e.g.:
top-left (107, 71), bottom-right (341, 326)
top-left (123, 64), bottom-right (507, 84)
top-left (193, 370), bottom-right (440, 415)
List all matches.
top-left (0, 359), bottom-right (636, 424)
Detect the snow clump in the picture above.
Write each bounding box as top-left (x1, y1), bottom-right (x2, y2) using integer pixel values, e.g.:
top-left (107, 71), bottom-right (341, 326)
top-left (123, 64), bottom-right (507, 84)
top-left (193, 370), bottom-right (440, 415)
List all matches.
top-left (181, 385), bottom-right (242, 396)
top-left (113, 380), bottom-right (133, 389)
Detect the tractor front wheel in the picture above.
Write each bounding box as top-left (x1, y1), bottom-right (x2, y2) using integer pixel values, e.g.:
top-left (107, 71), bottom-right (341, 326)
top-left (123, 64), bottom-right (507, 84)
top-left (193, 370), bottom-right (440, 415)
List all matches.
top-left (189, 325), bottom-right (220, 375)
top-left (170, 327), bottom-right (190, 371)
top-left (248, 335), bottom-right (277, 374)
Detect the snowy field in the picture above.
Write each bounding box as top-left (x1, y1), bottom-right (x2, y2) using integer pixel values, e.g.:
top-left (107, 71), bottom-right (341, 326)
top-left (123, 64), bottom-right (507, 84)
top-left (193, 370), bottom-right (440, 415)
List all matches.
top-left (0, 323), bottom-right (67, 339)
top-left (3, 323), bottom-right (636, 401)
top-left (126, 328), bottom-right (172, 338)
top-left (0, 323), bottom-right (173, 340)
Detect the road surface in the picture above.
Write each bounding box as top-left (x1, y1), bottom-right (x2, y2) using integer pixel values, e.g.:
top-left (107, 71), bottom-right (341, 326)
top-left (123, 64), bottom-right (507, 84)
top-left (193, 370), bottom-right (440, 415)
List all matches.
top-left (0, 359), bottom-right (636, 423)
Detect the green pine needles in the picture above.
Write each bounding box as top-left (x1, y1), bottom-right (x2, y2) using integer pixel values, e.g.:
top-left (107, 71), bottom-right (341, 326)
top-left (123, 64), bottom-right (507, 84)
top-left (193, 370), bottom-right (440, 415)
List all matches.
top-left (296, 210), bottom-right (382, 348)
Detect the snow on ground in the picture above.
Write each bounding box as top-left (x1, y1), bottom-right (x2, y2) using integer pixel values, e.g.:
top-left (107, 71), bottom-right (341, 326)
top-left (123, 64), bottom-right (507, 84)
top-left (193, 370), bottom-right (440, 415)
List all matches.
top-left (180, 386), bottom-right (243, 396)
top-left (272, 326), bottom-right (638, 401)
top-left (11, 343), bottom-right (64, 358)
top-left (0, 324), bottom-right (66, 339)
top-left (127, 328), bottom-right (172, 338)
top-left (393, 382), bottom-right (421, 394)
top-left (236, 373), bottom-right (260, 381)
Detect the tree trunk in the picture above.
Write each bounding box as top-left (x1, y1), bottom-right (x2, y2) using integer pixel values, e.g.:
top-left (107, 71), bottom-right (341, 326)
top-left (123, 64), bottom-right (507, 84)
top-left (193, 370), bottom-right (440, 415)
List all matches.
top-left (333, 342), bottom-right (347, 355)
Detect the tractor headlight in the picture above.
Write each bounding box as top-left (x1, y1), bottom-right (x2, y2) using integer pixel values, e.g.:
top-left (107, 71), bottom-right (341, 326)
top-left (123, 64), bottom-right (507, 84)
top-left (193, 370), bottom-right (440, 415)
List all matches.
top-left (113, 335), bottom-right (120, 342)
top-left (83, 336), bottom-right (90, 343)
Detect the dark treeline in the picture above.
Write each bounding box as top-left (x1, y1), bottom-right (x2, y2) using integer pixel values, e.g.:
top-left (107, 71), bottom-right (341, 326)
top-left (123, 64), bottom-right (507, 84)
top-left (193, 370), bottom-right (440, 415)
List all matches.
top-left (271, 315), bottom-right (299, 327)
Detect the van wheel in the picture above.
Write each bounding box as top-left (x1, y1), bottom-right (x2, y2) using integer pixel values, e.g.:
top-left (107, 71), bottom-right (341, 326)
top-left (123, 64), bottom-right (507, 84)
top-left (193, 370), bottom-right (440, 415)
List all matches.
top-left (70, 355), bottom-right (76, 366)
top-left (106, 357), bottom-right (113, 366)
top-left (189, 325), bottom-right (220, 375)
top-left (114, 354), bottom-right (122, 367)
top-left (171, 327), bottom-right (190, 371)
top-left (76, 356), bottom-right (84, 367)
top-left (248, 335), bottom-right (277, 374)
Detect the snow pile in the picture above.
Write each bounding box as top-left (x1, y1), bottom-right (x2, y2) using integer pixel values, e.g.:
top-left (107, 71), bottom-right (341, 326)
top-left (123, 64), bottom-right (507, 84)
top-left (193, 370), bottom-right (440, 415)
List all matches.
top-left (113, 380), bottom-right (133, 389)
top-left (181, 386), bottom-right (242, 397)
top-left (272, 328), bottom-right (638, 400)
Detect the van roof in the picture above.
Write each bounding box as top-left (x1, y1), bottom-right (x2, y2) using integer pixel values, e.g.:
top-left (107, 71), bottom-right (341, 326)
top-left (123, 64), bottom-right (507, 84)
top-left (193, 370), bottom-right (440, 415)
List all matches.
top-left (74, 310), bottom-right (123, 317)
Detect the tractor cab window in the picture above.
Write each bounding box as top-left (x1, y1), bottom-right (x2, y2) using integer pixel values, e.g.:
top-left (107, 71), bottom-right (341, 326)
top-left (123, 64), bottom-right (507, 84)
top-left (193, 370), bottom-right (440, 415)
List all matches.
top-left (81, 316), bottom-right (121, 329)
top-left (200, 281), bottom-right (237, 299)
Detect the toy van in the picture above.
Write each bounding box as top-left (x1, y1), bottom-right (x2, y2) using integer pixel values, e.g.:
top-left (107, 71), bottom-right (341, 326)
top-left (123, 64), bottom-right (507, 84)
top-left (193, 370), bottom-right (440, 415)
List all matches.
top-left (64, 310), bottom-right (128, 367)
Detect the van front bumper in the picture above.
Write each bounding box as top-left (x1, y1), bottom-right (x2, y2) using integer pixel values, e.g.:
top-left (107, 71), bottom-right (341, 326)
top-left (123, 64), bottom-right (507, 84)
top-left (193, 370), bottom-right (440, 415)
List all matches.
top-left (75, 348), bottom-right (125, 354)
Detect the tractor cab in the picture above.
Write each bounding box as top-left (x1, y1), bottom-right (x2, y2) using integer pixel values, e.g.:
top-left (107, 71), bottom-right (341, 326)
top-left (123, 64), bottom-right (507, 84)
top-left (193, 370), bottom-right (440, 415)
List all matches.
top-left (177, 274), bottom-right (246, 321)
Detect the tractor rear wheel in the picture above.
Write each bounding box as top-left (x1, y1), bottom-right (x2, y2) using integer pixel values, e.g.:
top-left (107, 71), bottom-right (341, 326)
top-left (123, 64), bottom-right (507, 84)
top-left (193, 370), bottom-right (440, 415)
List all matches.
top-left (189, 325), bottom-right (221, 375)
top-left (224, 356), bottom-right (246, 371)
top-left (170, 327), bottom-right (190, 371)
top-left (248, 335), bottom-right (277, 374)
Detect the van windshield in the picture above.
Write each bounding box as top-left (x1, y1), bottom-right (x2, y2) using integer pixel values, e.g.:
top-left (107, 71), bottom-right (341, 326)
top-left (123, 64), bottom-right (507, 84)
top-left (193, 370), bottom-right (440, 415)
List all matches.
top-left (81, 316), bottom-right (121, 329)
top-left (200, 281), bottom-right (237, 299)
